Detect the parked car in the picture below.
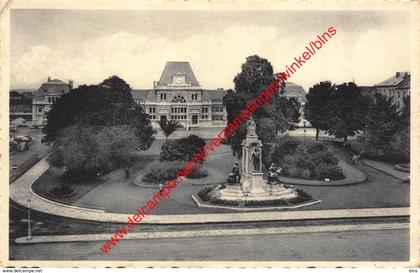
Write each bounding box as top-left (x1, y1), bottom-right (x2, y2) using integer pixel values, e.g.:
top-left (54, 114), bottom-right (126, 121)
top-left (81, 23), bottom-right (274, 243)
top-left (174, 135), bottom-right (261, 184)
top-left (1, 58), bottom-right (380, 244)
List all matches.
top-left (14, 135), bottom-right (32, 142)
top-left (9, 141), bottom-right (19, 152)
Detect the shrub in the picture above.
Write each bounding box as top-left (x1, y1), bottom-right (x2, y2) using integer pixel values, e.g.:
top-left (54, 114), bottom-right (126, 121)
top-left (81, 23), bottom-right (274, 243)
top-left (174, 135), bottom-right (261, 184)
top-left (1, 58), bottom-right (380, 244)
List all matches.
top-left (186, 165), bottom-right (208, 179)
top-left (49, 184), bottom-right (76, 197)
top-left (268, 136), bottom-right (344, 180)
top-left (142, 161), bottom-right (183, 184)
top-left (349, 134), bottom-right (408, 163)
top-left (314, 163), bottom-right (345, 180)
top-left (160, 135), bottom-right (206, 162)
top-left (198, 187), bottom-right (214, 202)
top-left (288, 189), bottom-right (313, 204)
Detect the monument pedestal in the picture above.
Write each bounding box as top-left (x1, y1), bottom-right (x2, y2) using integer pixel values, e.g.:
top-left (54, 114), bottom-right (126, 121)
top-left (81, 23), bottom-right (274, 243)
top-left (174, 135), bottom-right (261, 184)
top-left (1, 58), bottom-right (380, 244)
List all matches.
top-left (217, 172), bottom-right (298, 201)
top-left (205, 117), bottom-right (298, 203)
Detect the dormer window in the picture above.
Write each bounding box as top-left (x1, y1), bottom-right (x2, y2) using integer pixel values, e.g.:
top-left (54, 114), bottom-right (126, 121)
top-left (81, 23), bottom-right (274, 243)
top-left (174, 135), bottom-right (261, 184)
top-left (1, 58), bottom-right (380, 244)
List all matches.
top-left (160, 93), bottom-right (167, 101)
top-left (192, 94), bottom-right (198, 101)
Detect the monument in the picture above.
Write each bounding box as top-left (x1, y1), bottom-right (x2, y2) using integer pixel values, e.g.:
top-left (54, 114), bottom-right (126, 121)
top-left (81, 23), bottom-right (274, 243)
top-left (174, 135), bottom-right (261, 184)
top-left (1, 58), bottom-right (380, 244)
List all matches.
top-left (211, 117), bottom-right (299, 202)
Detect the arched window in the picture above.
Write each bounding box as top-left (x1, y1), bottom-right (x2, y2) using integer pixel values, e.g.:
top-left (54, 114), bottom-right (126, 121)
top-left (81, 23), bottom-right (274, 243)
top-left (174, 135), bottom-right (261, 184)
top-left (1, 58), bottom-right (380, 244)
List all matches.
top-left (172, 95), bottom-right (186, 103)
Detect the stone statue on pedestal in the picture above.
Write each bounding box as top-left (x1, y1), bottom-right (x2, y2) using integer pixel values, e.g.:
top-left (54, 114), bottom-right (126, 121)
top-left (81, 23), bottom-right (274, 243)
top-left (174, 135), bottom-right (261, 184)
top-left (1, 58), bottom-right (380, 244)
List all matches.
top-left (247, 116), bottom-right (257, 136)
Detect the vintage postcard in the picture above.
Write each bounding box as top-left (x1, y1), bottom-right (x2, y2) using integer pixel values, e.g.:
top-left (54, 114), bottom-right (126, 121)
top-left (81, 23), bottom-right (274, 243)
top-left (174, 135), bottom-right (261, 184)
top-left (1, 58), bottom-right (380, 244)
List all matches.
top-left (0, 0), bottom-right (419, 268)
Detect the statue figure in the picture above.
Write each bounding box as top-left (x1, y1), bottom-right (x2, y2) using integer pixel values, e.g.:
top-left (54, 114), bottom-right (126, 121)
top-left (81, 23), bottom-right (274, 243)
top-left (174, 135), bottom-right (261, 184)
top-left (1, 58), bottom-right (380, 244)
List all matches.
top-left (247, 116), bottom-right (257, 136)
top-left (250, 148), bottom-right (261, 172)
top-left (231, 162), bottom-right (241, 183)
top-left (268, 163), bottom-right (282, 184)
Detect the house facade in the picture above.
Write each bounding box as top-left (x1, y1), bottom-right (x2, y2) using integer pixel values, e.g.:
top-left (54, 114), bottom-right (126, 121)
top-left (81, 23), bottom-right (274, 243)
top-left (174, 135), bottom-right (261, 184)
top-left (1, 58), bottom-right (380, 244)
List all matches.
top-left (360, 72), bottom-right (410, 108)
top-left (10, 90), bottom-right (34, 124)
top-left (32, 77), bottom-right (73, 126)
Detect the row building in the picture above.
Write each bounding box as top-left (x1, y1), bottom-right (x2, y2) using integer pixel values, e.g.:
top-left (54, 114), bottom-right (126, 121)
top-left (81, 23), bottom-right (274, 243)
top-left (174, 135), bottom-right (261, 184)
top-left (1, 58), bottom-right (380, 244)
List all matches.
top-left (360, 71), bottom-right (410, 108)
top-left (9, 61), bottom-right (308, 131)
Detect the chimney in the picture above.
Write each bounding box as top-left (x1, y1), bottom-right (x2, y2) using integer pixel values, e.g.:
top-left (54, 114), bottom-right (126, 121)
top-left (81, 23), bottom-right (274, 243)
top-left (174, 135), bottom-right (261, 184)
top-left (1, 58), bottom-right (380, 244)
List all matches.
top-left (396, 72), bottom-right (401, 78)
top-left (48, 76), bottom-right (51, 82)
top-left (68, 80), bottom-right (73, 89)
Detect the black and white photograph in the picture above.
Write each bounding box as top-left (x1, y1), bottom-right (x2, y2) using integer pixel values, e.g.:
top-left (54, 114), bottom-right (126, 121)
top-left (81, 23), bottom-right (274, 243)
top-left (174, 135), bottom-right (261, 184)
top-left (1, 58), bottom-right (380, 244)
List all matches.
top-left (1, 0), bottom-right (419, 268)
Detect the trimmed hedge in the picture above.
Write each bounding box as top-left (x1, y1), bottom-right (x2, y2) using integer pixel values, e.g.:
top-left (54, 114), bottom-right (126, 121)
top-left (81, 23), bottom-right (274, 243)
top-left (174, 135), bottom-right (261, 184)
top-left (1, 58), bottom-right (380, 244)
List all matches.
top-left (245, 199), bottom-right (288, 207)
top-left (209, 198), bottom-right (240, 206)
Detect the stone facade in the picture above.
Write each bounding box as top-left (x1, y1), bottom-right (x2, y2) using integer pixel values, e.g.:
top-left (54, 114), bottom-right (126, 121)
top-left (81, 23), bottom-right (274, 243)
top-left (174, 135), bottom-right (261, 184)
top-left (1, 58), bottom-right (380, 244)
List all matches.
top-left (131, 62), bottom-right (227, 129)
top-left (32, 77), bottom-right (73, 126)
top-left (360, 72), bottom-right (410, 108)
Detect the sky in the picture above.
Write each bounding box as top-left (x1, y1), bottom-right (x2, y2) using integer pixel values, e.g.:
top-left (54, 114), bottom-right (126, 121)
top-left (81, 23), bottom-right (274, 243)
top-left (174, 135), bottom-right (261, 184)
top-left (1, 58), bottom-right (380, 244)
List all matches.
top-left (10, 9), bottom-right (410, 91)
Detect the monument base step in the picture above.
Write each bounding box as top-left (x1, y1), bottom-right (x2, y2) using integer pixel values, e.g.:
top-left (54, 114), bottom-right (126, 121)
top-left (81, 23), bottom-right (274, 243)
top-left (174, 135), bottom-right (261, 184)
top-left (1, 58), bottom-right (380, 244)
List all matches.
top-left (215, 184), bottom-right (298, 201)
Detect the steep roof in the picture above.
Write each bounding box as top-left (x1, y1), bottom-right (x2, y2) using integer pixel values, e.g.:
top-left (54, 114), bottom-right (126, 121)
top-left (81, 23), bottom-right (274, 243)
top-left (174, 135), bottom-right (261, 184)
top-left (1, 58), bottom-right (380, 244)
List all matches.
top-left (283, 82), bottom-right (306, 98)
top-left (375, 72), bottom-right (410, 87)
top-left (34, 79), bottom-right (70, 98)
top-left (202, 90), bottom-right (226, 100)
top-left (396, 74), bottom-right (410, 89)
top-left (158, 62), bottom-right (200, 87)
top-left (131, 90), bottom-right (152, 102)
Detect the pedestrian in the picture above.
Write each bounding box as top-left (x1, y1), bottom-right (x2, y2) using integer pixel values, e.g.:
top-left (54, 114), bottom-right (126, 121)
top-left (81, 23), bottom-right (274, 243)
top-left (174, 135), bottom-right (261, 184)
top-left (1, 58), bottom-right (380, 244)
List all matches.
top-left (159, 182), bottom-right (164, 193)
top-left (352, 155), bottom-right (357, 166)
top-left (125, 166), bottom-right (130, 179)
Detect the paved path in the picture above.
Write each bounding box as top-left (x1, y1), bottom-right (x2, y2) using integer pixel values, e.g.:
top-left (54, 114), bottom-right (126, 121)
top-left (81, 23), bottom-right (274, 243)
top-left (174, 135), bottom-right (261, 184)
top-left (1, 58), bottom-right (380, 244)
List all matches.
top-left (15, 222), bottom-right (408, 244)
top-left (363, 159), bottom-right (409, 181)
top-left (10, 159), bottom-right (408, 223)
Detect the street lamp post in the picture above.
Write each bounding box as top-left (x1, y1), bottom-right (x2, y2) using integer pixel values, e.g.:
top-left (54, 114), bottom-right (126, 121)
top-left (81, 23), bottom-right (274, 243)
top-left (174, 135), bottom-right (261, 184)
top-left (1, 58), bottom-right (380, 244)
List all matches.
top-left (12, 164), bottom-right (17, 177)
top-left (27, 196), bottom-right (32, 240)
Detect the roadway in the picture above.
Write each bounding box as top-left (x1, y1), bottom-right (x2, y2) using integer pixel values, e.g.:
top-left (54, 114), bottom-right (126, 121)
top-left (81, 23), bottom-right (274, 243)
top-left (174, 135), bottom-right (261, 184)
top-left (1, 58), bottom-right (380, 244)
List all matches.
top-left (9, 228), bottom-right (408, 261)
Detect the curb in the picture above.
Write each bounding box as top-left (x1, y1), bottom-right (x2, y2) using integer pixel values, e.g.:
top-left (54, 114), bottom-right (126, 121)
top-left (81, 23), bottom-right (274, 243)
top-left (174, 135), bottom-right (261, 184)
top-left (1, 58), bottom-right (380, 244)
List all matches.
top-left (14, 222), bottom-right (409, 244)
top-left (362, 160), bottom-right (408, 181)
top-left (192, 195), bottom-right (322, 211)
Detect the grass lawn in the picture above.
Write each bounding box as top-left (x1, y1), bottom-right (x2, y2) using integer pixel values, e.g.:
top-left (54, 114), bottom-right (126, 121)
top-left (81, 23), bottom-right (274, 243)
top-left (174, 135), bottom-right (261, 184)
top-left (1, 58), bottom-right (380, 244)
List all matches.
top-left (32, 169), bottom-right (105, 209)
top-left (33, 137), bottom-right (409, 215)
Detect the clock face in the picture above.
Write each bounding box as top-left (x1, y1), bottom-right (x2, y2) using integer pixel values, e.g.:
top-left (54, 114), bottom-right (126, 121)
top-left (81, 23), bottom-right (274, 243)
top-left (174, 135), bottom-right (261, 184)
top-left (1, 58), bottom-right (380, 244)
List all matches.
top-left (174, 75), bottom-right (185, 84)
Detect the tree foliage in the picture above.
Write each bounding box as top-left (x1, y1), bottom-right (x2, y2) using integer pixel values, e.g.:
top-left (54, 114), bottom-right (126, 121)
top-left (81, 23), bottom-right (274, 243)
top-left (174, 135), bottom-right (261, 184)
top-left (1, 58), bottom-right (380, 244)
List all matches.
top-left (160, 135), bottom-right (206, 162)
top-left (326, 82), bottom-right (368, 142)
top-left (224, 55), bottom-right (295, 156)
top-left (234, 55), bottom-right (275, 102)
top-left (304, 81), bottom-right (334, 140)
top-left (47, 125), bottom-right (140, 182)
top-left (365, 93), bottom-right (402, 148)
top-left (159, 119), bottom-right (182, 142)
top-left (42, 75), bottom-right (154, 149)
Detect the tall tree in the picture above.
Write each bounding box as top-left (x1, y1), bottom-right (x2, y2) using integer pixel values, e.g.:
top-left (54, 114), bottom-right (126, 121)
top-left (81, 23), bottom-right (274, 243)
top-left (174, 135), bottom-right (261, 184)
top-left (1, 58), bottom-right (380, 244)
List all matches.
top-left (48, 125), bottom-right (140, 181)
top-left (159, 119), bottom-right (182, 142)
top-left (234, 55), bottom-right (275, 102)
top-left (223, 89), bottom-right (245, 124)
top-left (304, 81), bottom-right (334, 140)
top-left (365, 93), bottom-right (402, 148)
top-left (42, 76), bottom-right (154, 150)
top-left (400, 94), bottom-right (410, 128)
top-left (225, 55), bottom-right (291, 156)
top-left (327, 82), bottom-right (368, 142)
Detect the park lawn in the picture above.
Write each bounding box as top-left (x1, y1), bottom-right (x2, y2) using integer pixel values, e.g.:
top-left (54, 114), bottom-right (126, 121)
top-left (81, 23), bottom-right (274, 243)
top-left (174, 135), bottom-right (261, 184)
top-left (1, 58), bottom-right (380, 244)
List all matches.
top-left (31, 169), bottom-right (106, 208)
top-left (73, 140), bottom-right (237, 214)
top-left (33, 136), bottom-right (409, 215)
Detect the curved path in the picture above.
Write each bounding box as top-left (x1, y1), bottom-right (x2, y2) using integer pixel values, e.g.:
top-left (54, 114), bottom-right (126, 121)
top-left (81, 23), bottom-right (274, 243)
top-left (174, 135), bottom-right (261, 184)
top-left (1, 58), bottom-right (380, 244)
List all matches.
top-left (10, 158), bottom-right (408, 224)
